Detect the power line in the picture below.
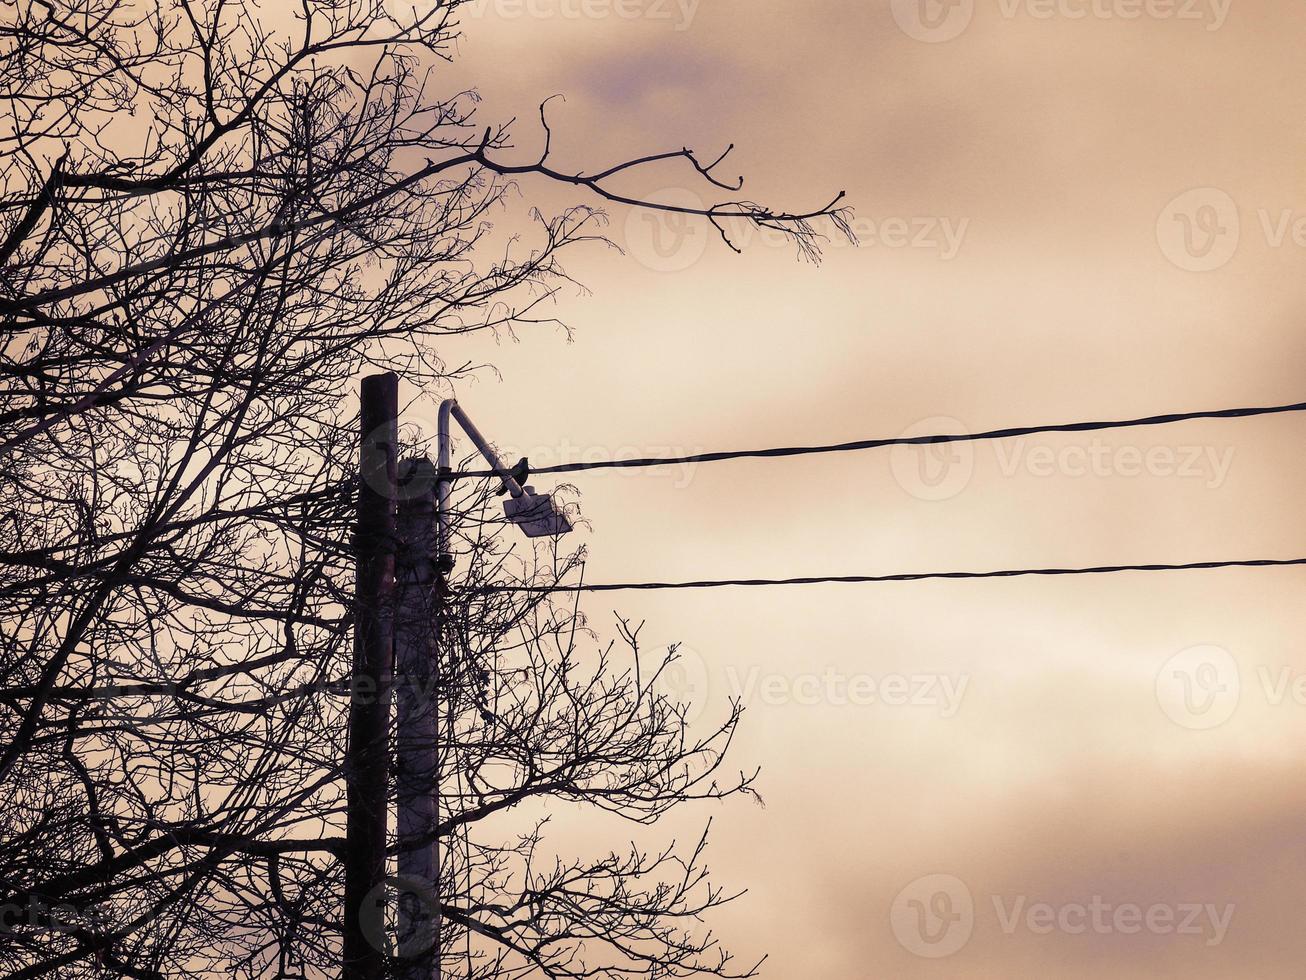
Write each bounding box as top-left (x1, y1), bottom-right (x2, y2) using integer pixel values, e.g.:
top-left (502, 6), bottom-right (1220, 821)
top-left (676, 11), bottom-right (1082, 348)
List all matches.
top-left (451, 398), bottom-right (1306, 480)
top-left (468, 556), bottom-right (1306, 592)
top-left (159, 396), bottom-right (1305, 525)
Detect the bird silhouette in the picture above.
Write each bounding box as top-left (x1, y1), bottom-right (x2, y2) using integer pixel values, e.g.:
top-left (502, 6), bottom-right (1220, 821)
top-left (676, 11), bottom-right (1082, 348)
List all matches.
top-left (498, 456), bottom-right (530, 495)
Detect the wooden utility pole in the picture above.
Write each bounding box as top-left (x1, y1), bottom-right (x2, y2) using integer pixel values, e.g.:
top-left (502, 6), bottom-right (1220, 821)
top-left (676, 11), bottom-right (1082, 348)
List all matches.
top-left (344, 372), bottom-right (399, 980)
top-left (394, 457), bottom-right (441, 978)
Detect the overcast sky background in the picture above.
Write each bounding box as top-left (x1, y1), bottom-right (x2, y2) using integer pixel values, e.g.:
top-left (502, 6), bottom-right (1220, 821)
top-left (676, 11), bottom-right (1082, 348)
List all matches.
top-left (400, 1), bottom-right (1306, 974)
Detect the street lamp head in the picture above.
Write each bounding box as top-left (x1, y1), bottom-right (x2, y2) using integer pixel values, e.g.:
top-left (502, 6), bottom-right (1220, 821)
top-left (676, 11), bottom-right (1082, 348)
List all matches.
top-left (503, 486), bottom-right (573, 538)
top-left (439, 400), bottom-right (574, 540)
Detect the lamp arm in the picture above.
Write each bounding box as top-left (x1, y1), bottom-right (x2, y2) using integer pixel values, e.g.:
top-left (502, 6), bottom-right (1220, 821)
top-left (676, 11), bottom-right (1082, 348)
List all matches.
top-left (436, 399), bottom-right (533, 566)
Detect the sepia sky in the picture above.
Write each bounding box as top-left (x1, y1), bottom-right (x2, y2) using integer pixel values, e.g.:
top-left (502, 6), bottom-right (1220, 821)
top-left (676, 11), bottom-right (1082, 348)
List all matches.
top-left (407, 1), bottom-right (1306, 975)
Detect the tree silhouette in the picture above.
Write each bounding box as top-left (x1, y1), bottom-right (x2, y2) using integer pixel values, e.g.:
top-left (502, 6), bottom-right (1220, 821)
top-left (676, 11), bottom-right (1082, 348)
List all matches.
top-left (0, 1), bottom-right (849, 975)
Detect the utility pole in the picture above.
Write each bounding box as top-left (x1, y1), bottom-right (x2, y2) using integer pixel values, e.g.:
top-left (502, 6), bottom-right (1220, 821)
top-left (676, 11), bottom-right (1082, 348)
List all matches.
top-left (395, 457), bottom-right (440, 979)
top-left (354, 393), bottom-right (569, 979)
top-left (344, 372), bottom-right (398, 980)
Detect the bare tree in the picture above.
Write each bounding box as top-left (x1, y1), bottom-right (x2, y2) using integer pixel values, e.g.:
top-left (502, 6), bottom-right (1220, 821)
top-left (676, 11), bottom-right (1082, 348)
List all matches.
top-left (0, 1), bottom-right (850, 976)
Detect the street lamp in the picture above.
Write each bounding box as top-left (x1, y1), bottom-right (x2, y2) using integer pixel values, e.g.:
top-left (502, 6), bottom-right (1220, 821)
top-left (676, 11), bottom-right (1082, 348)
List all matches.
top-left (436, 399), bottom-right (573, 561)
